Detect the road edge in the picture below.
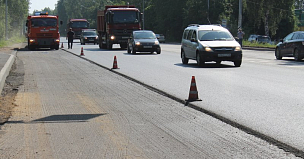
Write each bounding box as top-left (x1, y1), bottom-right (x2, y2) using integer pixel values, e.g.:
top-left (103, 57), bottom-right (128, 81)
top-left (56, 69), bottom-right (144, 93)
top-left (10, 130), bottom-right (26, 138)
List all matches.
top-left (0, 51), bottom-right (17, 95)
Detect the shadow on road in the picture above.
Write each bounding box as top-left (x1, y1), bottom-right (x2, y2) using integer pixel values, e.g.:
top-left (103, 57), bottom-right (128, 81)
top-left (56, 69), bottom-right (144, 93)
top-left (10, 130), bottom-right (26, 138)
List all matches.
top-left (5, 113), bottom-right (106, 124)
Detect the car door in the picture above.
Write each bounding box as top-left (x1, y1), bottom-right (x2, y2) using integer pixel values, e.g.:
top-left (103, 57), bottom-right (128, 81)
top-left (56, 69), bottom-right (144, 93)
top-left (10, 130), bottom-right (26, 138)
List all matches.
top-left (183, 30), bottom-right (193, 58)
top-left (188, 30), bottom-right (199, 59)
top-left (280, 33), bottom-right (294, 55)
top-left (287, 33), bottom-right (299, 56)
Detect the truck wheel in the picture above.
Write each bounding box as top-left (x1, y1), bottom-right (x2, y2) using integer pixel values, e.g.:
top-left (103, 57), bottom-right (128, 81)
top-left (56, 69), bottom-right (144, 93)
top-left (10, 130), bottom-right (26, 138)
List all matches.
top-left (55, 45), bottom-right (59, 50)
top-left (107, 43), bottom-right (112, 49)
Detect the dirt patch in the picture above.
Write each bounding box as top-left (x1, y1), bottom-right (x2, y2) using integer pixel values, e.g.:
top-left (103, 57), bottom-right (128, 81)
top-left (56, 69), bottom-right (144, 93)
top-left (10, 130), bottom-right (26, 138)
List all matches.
top-left (0, 43), bottom-right (26, 124)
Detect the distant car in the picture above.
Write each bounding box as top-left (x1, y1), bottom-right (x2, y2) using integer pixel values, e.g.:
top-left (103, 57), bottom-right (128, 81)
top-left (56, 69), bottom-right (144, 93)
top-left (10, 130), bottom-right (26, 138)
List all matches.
top-left (155, 34), bottom-right (165, 43)
top-left (248, 34), bottom-right (258, 42)
top-left (248, 34), bottom-right (271, 44)
top-left (80, 29), bottom-right (98, 45)
top-left (127, 30), bottom-right (161, 54)
top-left (275, 31), bottom-right (304, 61)
top-left (181, 24), bottom-right (242, 67)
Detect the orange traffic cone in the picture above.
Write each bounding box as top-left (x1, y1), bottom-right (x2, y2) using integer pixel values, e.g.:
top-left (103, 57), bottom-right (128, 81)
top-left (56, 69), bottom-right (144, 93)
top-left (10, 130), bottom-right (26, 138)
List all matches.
top-left (80, 47), bottom-right (84, 56)
top-left (186, 76), bottom-right (202, 103)
top-left (61, 42), bottom-right (64, 48)
top-left (112, 56), bottom-right (119, 69)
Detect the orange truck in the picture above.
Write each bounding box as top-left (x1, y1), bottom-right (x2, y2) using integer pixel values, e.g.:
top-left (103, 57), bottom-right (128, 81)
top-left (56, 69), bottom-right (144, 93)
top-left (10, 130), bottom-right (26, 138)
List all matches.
top-left (26, 12), bottom-right (62, 50)
top-left (67, 19), bottom-right (90, 39)
top-left (97, 5), bottom-right (142, 49)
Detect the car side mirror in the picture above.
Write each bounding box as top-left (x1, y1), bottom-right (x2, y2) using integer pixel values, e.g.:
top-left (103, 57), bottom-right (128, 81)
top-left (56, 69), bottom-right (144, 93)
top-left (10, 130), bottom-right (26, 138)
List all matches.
top-left (280, 39), bottom-right (283, 43)
top-left (191, 38), bottom-right (197, 42)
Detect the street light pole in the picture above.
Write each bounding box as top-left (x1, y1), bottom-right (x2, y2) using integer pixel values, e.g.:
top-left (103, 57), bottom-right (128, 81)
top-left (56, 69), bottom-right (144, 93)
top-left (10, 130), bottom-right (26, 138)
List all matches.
top-left (5, 0), bottom-right (8, 40)
top-left (238, 0), bottom-right (242, 29)
top-left (142, 0), bottom-right (145, 30)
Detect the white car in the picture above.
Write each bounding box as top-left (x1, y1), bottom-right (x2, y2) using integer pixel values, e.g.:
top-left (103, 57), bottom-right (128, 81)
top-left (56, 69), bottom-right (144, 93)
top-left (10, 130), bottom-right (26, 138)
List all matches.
top-left (181, 24), bottom-right (242, 67)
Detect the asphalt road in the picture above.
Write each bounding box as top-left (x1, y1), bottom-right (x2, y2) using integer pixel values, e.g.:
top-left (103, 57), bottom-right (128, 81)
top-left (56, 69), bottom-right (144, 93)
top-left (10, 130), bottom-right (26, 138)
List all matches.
top-left (63, 38), bottom-right (304, 153)
top-left (0, 38), bottom-right (302, 158)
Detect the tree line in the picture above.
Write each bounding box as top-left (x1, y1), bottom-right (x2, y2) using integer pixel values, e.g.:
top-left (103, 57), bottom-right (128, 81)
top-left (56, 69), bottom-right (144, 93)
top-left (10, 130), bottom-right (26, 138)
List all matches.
top-left (54, 0), bottom-right (297, 42)
top-left (0, 0), bottom-right (298, 42)
top-left (0, 0), bottom-right (29, 40)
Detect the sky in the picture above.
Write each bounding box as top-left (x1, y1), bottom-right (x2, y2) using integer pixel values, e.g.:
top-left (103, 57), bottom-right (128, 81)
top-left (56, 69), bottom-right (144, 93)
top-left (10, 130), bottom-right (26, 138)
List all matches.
top-left (29, 0), bottom-right (58, 13)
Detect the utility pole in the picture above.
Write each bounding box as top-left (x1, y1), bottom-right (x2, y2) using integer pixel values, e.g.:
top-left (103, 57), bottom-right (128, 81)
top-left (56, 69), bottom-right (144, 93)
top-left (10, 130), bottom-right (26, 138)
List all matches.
top-left (142, 0), bottom-right (145, 30)
top-left (5, 0), bottom-right (8, 40)
top-left (238, 0), bottom-right (242, 29)
top-left (207, 0), bottom-right (210, 24)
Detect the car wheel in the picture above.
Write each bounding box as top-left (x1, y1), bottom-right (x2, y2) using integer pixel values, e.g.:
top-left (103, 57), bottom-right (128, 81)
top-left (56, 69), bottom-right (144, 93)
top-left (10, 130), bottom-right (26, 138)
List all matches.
top-left (275, 47), bottom-right (282, 60)
top-left (127, 45), bottom-right (131, 53)
top-left (157, 48), bottom-right (161, 54)
top-left (107, 42), bottom-right (112, 50)
top-left (294, 49), bottom-right (302, 61)
top-left (181, 50), bottom-right (189, 64)
top-left (234, 60), bottom-right (242, 67)
top-left (196, 53), bottom-right (204, 66)
top-left (132, 46), bottom-right (136, 54)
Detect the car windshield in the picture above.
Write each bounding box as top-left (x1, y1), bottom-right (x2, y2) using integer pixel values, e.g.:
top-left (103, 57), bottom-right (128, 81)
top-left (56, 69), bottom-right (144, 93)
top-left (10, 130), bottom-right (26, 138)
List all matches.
top-left (31, 18), bottom-right (57, 27)
top-left (134, 32), bottom-right (156, 39)
top-left (111, 10), bottom-right (139, 24)
top-left (83, 32), bottom-right (97, 36)
top-left (198, 30), bottom-right (234, 41)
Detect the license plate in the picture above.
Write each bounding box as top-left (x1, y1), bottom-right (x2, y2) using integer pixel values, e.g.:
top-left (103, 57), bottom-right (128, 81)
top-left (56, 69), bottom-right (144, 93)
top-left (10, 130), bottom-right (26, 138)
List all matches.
top-left (143, 46), bottom-right (152, 48)
top-left (218, 54), bottom-right (231, 57)
top-left (122, 37), bottom-right (129, 39)
top-left (89, 39), bottom-right (94, 41)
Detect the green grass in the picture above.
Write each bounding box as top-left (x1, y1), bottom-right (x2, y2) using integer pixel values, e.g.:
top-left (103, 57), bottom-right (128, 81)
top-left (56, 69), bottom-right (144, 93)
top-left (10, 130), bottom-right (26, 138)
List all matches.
top-left (0, 36), bottom-right (26, 48)
top-left (243, 40), bottom-right (276, 49)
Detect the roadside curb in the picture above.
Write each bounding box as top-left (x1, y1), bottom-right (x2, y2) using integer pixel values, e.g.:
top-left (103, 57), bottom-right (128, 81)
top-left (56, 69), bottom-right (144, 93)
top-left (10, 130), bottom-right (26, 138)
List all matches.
top-left (242, 46), bottom-right (275, 51)
top-left (0, 51), bottom-right (17, 95)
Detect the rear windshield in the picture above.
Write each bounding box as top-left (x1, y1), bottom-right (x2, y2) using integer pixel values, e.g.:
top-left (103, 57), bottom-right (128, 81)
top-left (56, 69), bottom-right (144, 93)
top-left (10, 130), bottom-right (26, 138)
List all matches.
top-left (198, 30), bottom-right (234, 41)
top-left (134, 32), bottom-right (156, 39)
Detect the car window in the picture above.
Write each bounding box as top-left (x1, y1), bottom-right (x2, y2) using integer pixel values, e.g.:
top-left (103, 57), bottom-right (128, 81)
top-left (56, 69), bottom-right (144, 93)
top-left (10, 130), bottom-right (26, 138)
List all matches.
top-left (183, 30), bottom-right (189, 39)
top-left (284, 33), bottom-right (294, 42)
top-left (291, 33), bottom-right (299, 40)
top-left (198, 30), bottom-right (234, 41)
top-left (298, 33), bottom-right (304, 39)
top-left (187, 30), bottom-right (193, 40)
top-left (191, 31), bottom-right (197, 40)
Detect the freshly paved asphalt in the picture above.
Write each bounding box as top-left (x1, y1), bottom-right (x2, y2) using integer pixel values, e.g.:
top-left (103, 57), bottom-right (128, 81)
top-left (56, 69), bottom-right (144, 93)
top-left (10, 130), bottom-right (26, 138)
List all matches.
top-left (0, 46), bottom-right (274, 95)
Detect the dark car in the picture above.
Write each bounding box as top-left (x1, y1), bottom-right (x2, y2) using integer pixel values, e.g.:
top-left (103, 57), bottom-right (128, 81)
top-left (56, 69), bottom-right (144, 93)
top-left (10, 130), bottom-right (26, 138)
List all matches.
top-left (80, 29), bottom-right (98, 45)
top-left (181, 24), bottom-right (242, 67)
top-left (155, 34), bottom-right (165, 43)
top-left (127, 30), bottom-right (161, 54)
top-left (275, 31), bottom-right (304, 61)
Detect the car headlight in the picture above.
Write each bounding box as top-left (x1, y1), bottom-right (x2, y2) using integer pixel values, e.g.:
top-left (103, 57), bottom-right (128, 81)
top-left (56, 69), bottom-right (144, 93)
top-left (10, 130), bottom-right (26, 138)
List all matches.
top-left (155, 41), bottom-right (159, 45)
top-left (135, 41), bottom-right (141, 45)
top-left (205, 47), bottom-right (213, 52)
top-left (110, 35), bottom-right (115, 40)
top-left (96, 36), bottom-right (98, 39)
top-left (29, 39), bottom-right (35, 43)
top-left (85, 37), bottom-right (87, 39)
top-left (235, 46), bottom-right (242, 51)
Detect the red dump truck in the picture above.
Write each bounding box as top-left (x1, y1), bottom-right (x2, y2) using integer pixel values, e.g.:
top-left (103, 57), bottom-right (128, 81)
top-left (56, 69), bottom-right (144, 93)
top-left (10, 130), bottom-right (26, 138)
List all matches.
top-left (26, 12), bottom-right (62, 50)
top-left (67, 19), bottom-right (90, 39)
top-left (97, 5), bottom-right (142, 49)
